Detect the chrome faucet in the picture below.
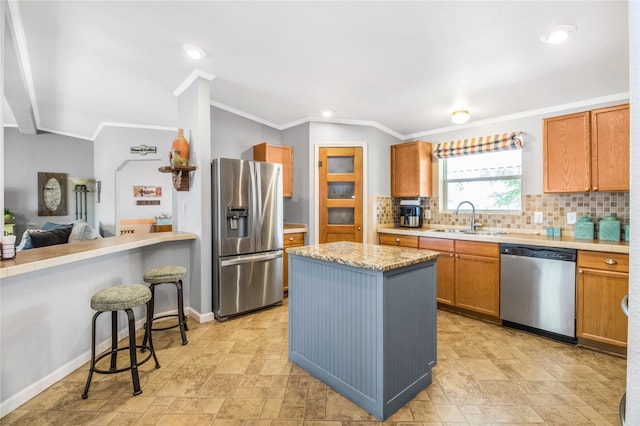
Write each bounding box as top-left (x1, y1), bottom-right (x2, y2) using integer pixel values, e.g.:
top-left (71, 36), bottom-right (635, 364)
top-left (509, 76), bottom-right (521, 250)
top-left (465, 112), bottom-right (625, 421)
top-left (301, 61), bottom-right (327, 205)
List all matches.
top-left (454, 201), bottom-right (476, 231)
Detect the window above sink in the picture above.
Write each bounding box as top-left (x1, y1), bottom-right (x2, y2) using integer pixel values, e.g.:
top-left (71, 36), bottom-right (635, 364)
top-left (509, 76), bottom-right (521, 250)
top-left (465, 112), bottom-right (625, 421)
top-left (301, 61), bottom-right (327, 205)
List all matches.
top-left (441, 149), bottom-right (522, 213)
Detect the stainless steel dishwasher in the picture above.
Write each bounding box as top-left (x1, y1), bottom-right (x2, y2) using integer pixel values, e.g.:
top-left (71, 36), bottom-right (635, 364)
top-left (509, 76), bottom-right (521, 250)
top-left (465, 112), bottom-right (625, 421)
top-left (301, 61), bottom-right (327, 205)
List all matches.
top-left (500, 244), bottom-right (577, 343)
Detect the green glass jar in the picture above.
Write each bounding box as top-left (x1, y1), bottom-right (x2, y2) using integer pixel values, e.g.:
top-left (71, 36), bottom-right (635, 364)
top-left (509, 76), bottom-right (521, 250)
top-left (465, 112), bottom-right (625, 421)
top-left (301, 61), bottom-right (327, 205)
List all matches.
top-left (574, 216), bottom-right (594, 239)
top-left (598, 215), bottom-right (621, 241)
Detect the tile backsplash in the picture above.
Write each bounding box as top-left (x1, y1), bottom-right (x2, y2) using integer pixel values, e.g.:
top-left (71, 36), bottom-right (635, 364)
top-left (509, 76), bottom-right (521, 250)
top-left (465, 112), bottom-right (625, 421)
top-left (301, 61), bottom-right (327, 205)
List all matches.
top-left (377, 192), bottom-right (630, 236)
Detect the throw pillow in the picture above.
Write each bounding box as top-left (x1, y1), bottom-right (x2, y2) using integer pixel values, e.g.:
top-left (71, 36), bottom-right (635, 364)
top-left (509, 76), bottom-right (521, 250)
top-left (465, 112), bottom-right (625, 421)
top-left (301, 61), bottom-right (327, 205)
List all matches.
top-left (68, 221), bottom-right (88, 243)
top-left (30, 226), bottom-right (73, 248)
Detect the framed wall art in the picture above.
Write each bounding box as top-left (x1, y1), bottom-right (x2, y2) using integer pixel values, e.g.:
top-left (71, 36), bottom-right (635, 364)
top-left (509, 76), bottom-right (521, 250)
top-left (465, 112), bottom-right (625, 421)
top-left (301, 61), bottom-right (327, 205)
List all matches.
top-left (133, 185), bottom-right (162, 197)
top-left (38, 172), bottom-right (68, 216)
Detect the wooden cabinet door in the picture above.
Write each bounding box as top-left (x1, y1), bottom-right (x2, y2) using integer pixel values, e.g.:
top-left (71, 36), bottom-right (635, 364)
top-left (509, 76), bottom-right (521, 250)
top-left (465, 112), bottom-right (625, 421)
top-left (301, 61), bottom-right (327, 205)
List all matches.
top-left (390, 141), bottom-right (432, 197)
top-left (591, 104), bottom-right (629, 191)
top-left (577, 267), bottom-right (628, 348)
top-left (543, 112), bottom-right (591, 193)
top-left (419, 237), bottom-right (455, 305)
top-left (435, 251), bottom-right (455, 306)
top-left (253, 143), bottom-right (293, 197)
top-left (454, 253), bottom-right (500, 318)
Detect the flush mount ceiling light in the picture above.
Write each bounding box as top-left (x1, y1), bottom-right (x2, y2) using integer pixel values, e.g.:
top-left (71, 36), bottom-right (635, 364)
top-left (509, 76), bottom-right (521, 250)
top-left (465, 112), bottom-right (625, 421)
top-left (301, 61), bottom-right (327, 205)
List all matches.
top-left (451, 109), bottom-right (470, 124)
top-left (321, 109), bottom-right (335, 118)
top-left (540, 24), bottom-right (577, 44)
top-left (182, 44), bottom-right (207, 60)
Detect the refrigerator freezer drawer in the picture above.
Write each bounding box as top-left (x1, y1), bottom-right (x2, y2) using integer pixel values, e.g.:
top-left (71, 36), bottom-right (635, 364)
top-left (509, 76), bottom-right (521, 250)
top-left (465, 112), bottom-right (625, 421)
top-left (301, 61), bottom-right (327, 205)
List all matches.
top-left (215, 251), bottom-right (283, 319)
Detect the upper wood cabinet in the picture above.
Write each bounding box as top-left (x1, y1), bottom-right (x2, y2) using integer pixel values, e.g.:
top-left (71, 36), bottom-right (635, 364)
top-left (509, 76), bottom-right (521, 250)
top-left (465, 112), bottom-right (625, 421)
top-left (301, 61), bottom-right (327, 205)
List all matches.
top-left (390, 141), bottom-right (432, 198)
top-left (591, 104), bottom-right (630, 191)
top-left (253, 142), bottom-right (293, 197)
top-left (543, 104), bottom-right (629, 193)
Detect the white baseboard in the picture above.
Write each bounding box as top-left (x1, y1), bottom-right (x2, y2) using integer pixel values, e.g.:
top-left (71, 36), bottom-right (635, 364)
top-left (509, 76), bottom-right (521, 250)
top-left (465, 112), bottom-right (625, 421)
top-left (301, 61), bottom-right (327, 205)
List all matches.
top-left (0, 306), bottom-right (214, 417)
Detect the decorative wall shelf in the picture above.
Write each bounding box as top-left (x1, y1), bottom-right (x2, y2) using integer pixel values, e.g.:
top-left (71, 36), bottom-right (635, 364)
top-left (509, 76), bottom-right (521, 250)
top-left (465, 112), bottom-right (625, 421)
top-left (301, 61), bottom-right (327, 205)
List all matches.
top-left (158, 165), bottom-right (197, 191)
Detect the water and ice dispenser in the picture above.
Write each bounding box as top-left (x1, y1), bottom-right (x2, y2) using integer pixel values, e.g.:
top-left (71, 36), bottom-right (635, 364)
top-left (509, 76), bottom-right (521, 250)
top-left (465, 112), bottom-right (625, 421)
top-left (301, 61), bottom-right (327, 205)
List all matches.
top-left (226, 206), bottom-right (249, 237)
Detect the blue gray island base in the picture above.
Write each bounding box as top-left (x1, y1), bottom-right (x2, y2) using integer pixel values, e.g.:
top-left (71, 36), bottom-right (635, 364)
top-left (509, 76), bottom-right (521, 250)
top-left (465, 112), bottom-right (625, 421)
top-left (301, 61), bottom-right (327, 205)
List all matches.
top-left (287, 252), bottom-right (437, 421)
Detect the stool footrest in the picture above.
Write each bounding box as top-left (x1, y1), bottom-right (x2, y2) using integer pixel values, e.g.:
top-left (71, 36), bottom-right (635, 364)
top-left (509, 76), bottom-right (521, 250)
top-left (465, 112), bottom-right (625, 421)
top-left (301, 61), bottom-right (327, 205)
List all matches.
top-left (92, 345), bottom-right (157, 375)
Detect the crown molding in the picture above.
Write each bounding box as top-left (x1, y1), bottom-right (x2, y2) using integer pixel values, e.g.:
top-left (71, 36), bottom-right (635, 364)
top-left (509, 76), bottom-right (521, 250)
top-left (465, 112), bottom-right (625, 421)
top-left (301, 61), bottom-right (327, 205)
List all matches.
top-left (10, 91), bottom-right (629, 143)
top-left (209, 101), bottom-right (405, 140)
top-left (173, 69), bottom-right (216, 97)
top-left (210, 100), bottom-right (282, 129)
top-left (406, 92), bottom-right (630, 139)
top-left (92, 122), bottom-right (177, 141)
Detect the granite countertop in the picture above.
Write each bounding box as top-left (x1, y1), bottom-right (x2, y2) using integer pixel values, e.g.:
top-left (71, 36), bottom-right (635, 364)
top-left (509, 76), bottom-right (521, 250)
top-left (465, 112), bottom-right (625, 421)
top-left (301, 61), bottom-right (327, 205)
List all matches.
top-left (286, 241), bottom-right (438, 272)
top-left (284, 223), bottom-right (307, 234)
top-left (377, 225), bottom-right (630, 254)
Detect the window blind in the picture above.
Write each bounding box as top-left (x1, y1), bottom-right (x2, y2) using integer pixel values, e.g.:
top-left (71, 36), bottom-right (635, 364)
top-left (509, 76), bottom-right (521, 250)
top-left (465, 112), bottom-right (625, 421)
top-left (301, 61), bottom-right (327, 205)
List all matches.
top-left (433, 131), bottom-right (524, 159)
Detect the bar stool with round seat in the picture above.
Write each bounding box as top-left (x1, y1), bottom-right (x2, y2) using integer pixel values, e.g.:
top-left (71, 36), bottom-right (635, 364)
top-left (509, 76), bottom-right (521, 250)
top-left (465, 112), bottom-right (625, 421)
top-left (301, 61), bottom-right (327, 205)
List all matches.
top-left (82, 284), bottom-right (160, 399)
top-left (141, 265), bottom-right (188, 347)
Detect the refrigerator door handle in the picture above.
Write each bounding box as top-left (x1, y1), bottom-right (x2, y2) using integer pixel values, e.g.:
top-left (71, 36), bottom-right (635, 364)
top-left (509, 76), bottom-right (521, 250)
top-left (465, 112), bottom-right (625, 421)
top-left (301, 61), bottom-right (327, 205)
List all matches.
top-left (250, 161), bottom-right (260, 248)
top-left (220, 250), bottom-right (283, 267)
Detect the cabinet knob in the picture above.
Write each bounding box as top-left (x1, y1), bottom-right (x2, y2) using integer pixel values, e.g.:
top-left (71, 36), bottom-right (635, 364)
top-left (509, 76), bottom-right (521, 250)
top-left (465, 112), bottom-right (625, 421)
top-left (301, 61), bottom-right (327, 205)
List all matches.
top-left (455, 254), bottom-right (459, 258)
top-left (604, 258), bottom-right (618, 265)
top-left (585, 188), bottom-right (590, 191)
top-left (579, 269), bottom-right (583, 274)
top-left (593, 187), bottom-right (598, 191)
top-left (289, 237), bottom-right (294, 241)
top-left (395, 237), bottom-right (401, 242)
top-left (449, 253), bottom-right (454, 257)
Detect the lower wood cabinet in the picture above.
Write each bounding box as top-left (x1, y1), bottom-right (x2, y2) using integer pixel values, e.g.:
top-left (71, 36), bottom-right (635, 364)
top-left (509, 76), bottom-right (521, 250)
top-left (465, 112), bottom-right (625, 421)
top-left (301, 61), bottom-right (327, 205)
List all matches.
top-left (378, 233), bottom-right (419, 248)
top-left (577, 250), bottom-right (629, 352)
top-left (284, 232), bottom-right (305, 294)
top-left (420, 237), bottom-right (500, 319)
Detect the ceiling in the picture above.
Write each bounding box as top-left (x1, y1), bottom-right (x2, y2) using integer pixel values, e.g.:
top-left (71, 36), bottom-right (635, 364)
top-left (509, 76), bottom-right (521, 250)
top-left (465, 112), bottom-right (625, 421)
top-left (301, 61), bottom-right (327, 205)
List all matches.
top-left (3, 1), bottom-right (630, 141)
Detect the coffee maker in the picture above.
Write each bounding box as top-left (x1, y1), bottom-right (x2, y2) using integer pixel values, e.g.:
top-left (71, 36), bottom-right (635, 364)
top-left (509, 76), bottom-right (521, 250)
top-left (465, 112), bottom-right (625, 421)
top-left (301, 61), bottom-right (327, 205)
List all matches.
top-left (400, 204), bottom-right (423, 228)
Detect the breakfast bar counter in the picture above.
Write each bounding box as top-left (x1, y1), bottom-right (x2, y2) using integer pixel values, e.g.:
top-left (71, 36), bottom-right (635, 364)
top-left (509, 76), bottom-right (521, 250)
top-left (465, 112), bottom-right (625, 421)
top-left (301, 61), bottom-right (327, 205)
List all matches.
top-left (0, 232), bottom-right (196, 415)
top-left (287, 242), bottom-right (438, 420)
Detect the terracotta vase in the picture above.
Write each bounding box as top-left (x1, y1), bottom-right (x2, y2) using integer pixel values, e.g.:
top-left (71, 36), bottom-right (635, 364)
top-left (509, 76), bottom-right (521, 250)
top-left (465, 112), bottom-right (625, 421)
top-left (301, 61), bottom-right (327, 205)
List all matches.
top-left (170, 128), bottom-right (190, 165)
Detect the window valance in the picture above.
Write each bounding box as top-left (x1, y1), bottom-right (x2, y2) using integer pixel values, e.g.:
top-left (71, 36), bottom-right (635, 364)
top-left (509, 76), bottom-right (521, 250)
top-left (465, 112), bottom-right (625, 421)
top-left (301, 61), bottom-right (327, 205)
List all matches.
top-left (433, 131), bottom-right (524, 159)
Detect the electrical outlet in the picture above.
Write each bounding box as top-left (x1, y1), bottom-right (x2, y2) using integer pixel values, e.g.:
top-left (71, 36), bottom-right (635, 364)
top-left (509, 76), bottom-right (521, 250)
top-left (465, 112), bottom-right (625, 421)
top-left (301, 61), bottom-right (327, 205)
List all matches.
top-left (424, 210), bottom-right (431, 220)
top-left (567, 212), bottom-right (577, 225)
top-left (534, 211), bottom-right (543, 224)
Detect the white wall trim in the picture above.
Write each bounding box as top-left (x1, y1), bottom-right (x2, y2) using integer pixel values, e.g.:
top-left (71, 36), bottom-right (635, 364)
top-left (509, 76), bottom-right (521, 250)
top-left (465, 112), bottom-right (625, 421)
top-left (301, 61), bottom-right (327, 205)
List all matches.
top-left (92, 122), bottom-right (178, 142)
top-left (0, 306), bottom-right (208, 417)
top-left (9, 91), bottom-right (629, 145)
top-left (210, 100), bottom-right (283, 129)
top-left (173, 69), bottom-right (216, 97)
top-left (311, 142), bottom-right (368, 246)
top-left (405, 92), bottom-right (631, 140)
top-left (209, 99), bottom-right (406, 140)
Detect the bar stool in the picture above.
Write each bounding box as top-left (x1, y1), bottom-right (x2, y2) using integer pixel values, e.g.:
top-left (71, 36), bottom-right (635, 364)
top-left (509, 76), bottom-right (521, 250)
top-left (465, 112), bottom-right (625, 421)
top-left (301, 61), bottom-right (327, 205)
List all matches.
top-left (142, 265), bottom-right (188, 347)
top-left (82, 284), bottom-right (160, 399)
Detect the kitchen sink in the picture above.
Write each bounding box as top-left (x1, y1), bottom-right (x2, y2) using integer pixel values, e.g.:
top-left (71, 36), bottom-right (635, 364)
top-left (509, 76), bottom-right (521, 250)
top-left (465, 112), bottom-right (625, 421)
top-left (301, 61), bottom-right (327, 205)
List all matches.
top-left (430, 229), bottom-right (507, 236)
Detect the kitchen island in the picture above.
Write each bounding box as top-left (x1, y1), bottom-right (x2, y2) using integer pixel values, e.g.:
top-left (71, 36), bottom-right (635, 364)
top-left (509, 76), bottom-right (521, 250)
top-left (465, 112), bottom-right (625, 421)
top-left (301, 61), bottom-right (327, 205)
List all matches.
top-left (287, 241), bottom-right (438, 421)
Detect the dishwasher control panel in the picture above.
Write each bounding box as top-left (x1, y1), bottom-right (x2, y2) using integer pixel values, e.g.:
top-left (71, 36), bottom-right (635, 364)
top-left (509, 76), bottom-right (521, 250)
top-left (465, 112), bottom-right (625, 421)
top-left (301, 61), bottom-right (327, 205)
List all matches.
top-left (500, 244), bottom-right (576, 262)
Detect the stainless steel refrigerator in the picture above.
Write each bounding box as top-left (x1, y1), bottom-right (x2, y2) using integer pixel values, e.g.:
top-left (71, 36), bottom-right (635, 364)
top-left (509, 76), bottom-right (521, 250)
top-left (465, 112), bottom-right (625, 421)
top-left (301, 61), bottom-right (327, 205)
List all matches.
top-left (212, 158), bottom-right (284, 320)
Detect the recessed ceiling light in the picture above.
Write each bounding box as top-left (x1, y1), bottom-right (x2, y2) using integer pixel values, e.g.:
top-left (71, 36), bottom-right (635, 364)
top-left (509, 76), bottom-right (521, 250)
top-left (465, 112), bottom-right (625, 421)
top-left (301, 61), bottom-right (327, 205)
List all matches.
top-left (321, 109), bottom-right (335, 118)
top-left (540, 24), bottom-right (577, 44)
top-left (182, 44), bottom-right (207, 60)
top-left (451, 109), bottom-right (470, 124)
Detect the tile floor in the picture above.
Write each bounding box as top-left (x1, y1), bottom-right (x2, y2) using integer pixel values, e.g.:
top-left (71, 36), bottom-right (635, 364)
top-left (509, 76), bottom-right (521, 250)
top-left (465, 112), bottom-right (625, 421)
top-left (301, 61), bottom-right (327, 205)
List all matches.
top-left (1, 301), bottom-right (627, 425)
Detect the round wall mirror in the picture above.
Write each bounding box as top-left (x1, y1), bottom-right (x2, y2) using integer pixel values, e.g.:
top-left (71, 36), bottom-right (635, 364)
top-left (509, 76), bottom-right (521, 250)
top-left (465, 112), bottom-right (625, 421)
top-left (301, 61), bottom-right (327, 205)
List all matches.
top-left (38, 172), bottom-right (68, 216)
